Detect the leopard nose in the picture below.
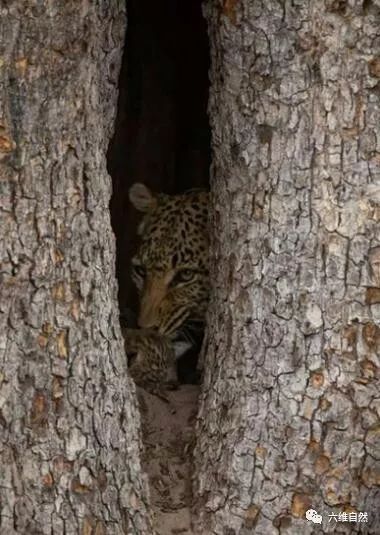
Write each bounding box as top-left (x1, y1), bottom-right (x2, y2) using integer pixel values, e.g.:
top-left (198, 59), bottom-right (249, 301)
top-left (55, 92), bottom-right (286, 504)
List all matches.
top-left (138, 279), bottom-right (166, 329)
top-left (137, 311), bottom-right (158, 330)
top-left (138, 319), bottom-right (157, 330)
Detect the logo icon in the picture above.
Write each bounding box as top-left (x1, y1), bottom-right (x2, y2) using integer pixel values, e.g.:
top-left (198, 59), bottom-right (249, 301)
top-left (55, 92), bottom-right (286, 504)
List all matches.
top-left (306, 509), bottom-right (323, 524)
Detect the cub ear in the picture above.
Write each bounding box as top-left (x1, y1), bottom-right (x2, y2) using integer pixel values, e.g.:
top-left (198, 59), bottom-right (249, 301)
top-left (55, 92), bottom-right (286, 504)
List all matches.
top-left (129, 183), bottom-right (157, 212)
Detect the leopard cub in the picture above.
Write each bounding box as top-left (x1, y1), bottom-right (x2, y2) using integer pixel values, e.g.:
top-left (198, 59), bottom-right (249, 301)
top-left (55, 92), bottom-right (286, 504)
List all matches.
top-left (122, 327), bottom-right (179, 395)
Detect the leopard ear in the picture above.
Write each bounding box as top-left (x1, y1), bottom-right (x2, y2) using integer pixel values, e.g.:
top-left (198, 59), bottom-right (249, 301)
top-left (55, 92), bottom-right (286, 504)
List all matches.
top-left (129, 183), bottom-right (157, 212)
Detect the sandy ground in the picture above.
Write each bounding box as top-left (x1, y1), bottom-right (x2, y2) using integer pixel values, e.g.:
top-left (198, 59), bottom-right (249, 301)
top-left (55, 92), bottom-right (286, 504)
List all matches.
top-left (137, 385), bottom-right (200, 535)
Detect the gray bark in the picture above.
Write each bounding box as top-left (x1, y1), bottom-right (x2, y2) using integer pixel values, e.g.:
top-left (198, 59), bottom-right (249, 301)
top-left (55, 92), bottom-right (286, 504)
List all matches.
top-left (194, 1), bottom-right (380, 534)
top-left (0, 2), bottom-right (152, 533)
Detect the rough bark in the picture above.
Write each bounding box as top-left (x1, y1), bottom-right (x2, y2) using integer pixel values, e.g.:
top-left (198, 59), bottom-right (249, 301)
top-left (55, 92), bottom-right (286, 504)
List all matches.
top-left (0, 2), bottom-right (152, 533)
top-left (194, 1), bottom-right (380, 534)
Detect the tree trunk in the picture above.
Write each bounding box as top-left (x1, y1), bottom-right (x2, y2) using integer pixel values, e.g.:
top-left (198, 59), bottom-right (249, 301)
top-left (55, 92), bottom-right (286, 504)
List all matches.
top-left (0, 3), bottom-right (152, 533)
top-left (194, 1), bottom-right (380, 534)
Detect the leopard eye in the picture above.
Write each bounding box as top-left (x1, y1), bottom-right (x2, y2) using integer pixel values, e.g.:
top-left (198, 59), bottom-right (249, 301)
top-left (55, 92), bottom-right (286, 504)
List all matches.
top-left (173, 269), bottom-right (195, 284)
top-left (133, 264), bottom-right (146, 278)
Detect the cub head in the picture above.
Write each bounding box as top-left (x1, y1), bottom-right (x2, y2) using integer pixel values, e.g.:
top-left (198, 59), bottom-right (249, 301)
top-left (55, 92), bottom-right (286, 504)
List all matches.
top-left (129, 182), bottom-right (209, 339)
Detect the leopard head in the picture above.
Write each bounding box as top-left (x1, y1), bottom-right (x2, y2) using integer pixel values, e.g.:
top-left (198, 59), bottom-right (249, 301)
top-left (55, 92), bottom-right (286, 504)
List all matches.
top-left (129, 183), bottom-right (209, 340)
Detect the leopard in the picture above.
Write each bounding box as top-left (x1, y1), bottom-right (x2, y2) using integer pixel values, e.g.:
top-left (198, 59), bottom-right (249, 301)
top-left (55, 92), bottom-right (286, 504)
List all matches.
top-left (129, 183), bottom-right (210, 357)
top-left (128, 182), bottom-right (209, 366)
top-left (122, 327), bottom-right (178, 397)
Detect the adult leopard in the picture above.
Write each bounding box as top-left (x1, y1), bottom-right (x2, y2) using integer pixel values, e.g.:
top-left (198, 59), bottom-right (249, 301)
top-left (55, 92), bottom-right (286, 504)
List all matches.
top-left (128, 183), bottom-right (209, 368)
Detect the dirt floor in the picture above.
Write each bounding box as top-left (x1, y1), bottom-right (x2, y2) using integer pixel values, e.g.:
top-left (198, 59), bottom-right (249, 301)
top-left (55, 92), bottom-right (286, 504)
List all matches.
top-left (137, 385), bottom-right (200, 535)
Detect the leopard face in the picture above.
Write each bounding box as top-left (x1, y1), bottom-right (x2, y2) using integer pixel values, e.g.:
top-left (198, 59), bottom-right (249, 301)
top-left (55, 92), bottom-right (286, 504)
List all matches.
top-left (122, 327), bottom-right (178, 391)
top-left (129, 183), bottom-right (209, 345)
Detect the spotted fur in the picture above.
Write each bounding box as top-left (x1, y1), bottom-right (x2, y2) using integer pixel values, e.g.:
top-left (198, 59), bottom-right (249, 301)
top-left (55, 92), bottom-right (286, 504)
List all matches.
top-left (129, 183), bottom-right (209, 354)
top-left (122, 327), bottom-right (178, 394)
